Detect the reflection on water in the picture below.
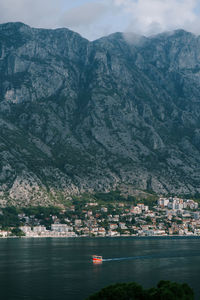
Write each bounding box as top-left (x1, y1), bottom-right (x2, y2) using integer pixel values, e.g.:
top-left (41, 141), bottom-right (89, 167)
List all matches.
top-left (0, 237), bottom-right (199, 299)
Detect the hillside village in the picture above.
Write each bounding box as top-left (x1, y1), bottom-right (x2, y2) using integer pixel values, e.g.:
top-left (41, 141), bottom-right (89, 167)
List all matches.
top-left (0, 195), bottom-right (200, 238)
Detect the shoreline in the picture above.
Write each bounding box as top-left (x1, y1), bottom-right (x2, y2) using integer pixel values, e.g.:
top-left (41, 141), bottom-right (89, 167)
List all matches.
top-left (2, 234), bottom-right (200, 239)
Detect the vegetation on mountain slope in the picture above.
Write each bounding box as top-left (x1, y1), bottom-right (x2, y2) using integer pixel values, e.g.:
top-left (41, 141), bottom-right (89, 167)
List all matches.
top-left (1, 23), bottom-right (200, 205)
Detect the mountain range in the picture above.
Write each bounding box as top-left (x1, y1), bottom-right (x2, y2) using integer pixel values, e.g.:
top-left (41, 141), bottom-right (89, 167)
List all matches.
top-left (1, 22), bottom-right (200, 205)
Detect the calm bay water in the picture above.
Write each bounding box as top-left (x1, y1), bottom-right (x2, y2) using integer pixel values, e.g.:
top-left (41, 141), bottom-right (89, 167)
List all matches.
top-left (0, 237), bottom-right (200, 299)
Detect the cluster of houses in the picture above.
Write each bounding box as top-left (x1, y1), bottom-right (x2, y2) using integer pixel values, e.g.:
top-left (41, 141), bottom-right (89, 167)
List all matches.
top-left (19, 224), bottom-right (77, 237)
top-left (0, 196), bottom-right (199, 238)
top-left (158, 196), bottom-right (198, 210)
top-left (156, 196), bottom-right (200, 236)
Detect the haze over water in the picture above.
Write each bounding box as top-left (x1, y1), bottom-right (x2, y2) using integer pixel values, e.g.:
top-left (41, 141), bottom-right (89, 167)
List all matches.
top-left (0, 237), bottom-right (200, 299)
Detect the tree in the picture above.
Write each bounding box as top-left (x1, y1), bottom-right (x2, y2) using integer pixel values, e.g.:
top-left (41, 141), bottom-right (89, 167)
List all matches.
top-left (148, 280), bottom-right (194, 300)
top-left (87, 280), bottom-right (194, 300)
top-left (11, 227), bottom-right (25, 237)
top-left (87, 282), bottom-right (146, 300)
top-left (145, 216), bottom-right (152, 224)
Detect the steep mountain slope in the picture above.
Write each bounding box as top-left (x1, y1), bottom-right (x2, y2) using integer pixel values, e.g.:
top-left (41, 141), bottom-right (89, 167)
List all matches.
top-left (1, 22), bottom-right (200, 205)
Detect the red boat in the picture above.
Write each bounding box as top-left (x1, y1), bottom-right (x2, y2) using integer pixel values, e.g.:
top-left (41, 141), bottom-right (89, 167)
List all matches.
top-left (92, 255), bottom-right (103, 263)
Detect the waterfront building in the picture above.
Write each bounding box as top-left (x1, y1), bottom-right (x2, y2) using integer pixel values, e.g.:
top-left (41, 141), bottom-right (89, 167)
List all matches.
top-left (51, 224), bottom-right (72, 233)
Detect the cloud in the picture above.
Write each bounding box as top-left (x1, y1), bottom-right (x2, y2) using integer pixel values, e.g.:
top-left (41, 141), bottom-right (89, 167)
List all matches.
top-left (59, 2), bottom-right (108, 27)
top-left (0, 0), bottom-right (200, 40)
top-left (0, 0), bottom-right (62, 28)
top-left (112, 0), bottom-right (199, 36)
top-left (58, 1), bottom-right (127, 41)
top-left (0, 0), bottom-right (112, 40)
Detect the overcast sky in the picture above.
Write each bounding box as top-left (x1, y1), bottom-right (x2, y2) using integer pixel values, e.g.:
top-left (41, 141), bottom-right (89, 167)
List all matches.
top-left (1, 0), bottom-right (200, 40)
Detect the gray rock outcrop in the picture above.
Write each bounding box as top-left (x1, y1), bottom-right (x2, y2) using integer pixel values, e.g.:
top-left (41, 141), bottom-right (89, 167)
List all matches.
top-left (1, 23), bottom-right (200, 205)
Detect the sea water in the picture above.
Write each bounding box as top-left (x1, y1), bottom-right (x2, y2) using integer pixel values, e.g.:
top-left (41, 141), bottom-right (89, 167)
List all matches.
top-left (0, 237), bottom-right (199, 299)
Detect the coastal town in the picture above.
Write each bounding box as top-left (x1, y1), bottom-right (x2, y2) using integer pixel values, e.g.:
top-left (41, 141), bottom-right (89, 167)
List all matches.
top-left (0, 195), bottom-right (200, 238)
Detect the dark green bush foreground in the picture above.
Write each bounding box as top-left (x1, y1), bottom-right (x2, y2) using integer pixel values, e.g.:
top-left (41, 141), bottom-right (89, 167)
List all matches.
top-left (87, 280), bottom-right (194, 300)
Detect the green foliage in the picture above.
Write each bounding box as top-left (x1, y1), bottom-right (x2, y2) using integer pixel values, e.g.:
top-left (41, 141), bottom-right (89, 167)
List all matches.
top-left (92, 190), bottom-right (157, 211)
top-left (72, 195), bottom-right (88, 206)
top-left (0, 207), bottom-right (20, 228)
top-left (131, 217), bottom-right (136, 225)
top-left (145, 216), bottom-right (152, 224)
top-left (23, 206), bottom-right (62, 228)
top-left (87, 282), bottom-right (145, 300)
top-left (23, 206), bottom-right (61, 218)
top-left (148, 280), bottom-right (194, 300)
top-left (138, 195), bottom-right (158, 208)
top-left (176, 219), bottom-right (183, 224)
top-left (87, 280), bottom-right (194, 300)
top-left (94, 190), bottom-right (126, 203)
top-left (11, 227), bottom-right (25, 237)
top-left (100, 220), bottom-right (109, 231)
top-left (127, 196), bottom-right (137, 204)
top-left (0, 206), bottom-right (62, 229)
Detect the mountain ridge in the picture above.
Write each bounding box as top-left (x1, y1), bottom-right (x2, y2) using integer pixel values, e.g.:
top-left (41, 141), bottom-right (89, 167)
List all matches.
top-left (1, 22), bottom-right (200, 206)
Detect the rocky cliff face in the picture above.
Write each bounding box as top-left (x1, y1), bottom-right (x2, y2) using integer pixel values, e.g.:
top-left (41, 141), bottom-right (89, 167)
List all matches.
top-left (1, 22), bottom-right (200, 205)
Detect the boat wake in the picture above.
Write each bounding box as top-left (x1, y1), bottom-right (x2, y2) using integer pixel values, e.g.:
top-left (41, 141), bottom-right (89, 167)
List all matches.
top-left (103, 255), bottom-right (148, 262)
top-left (102, 251), bottom-right (200, 262)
